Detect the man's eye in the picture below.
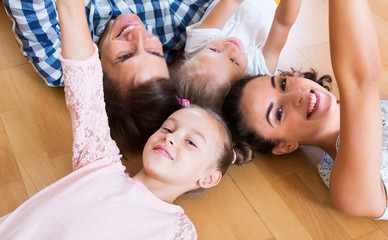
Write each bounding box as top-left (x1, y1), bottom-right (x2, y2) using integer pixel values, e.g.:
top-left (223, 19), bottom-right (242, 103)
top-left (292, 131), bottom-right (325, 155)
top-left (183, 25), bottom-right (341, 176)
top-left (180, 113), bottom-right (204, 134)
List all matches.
top-left (281, 78), bottom-right (287, 91)
top-left (230, 58), bottom-right (239, 66)
top-left (277, 106), bottom-right (283, 122)
top-left (186, 139), bottom-right (197, 147)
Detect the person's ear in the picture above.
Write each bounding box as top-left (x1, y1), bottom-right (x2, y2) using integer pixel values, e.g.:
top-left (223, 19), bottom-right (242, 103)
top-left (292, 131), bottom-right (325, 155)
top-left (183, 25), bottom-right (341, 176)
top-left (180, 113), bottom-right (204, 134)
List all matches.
top-left (272, 141), bottom-right (299, 155)
top-left (198, 170), bottom-right (222, 189)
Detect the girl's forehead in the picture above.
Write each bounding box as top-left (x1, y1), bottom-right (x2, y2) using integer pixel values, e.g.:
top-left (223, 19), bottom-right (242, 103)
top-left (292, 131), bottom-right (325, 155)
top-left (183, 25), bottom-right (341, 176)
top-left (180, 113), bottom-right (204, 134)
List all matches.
top-left (170, 107), bottom-right (214, 124)
top-left (170, 107), bottom-right (224, 133)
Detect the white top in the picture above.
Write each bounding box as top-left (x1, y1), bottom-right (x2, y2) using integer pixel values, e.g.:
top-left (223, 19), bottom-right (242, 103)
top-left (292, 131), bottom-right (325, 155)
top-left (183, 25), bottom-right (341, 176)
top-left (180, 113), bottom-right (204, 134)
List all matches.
top-left (185, 0), bottom-right (277, 76)
top-left (318, 100), bottom-right (388, 220)
top-left (0, 44), bottom-right (196, 240)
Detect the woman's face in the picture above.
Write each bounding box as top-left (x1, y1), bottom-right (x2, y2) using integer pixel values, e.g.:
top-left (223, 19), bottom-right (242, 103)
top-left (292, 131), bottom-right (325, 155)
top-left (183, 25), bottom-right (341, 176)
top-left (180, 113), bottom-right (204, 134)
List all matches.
top-left (142, 107), bottom-right (223, 190)
top-left (240, 76), bottom-right (338, 145)
top-left (98, 14), bottom-right (169, 89)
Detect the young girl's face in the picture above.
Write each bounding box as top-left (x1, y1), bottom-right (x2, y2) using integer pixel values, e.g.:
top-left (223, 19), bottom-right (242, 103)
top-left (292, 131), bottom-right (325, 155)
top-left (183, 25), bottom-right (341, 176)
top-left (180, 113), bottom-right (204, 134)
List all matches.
top-left (194, 37), bottom-right (248, 84)
top-left (240, 76), bottom-right (338, 145)
top-left (142, 107), bottom-right (223, 189)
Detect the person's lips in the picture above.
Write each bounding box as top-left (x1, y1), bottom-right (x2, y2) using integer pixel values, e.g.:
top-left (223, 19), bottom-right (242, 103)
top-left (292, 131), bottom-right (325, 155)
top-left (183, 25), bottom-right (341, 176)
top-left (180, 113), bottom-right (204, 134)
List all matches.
top-left (116, 24), bottom-right (139, 38)
top-left (226, 40), bottom-right (242, 52)
top-left (307, 90), bottom-right (320, 118)
top-left (153, 145), bottom-right (174, 160)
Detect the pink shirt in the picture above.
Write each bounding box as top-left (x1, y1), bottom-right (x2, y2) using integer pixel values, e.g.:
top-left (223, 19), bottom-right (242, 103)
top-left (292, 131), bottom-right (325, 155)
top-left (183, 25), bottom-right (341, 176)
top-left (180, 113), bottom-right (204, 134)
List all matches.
top-left (0, 45), bottom-right (196, 240)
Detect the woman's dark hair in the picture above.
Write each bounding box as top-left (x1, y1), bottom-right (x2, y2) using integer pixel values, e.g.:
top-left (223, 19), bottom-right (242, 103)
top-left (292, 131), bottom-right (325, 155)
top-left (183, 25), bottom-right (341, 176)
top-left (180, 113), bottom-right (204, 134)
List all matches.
top-left (222, 68), bottom-right (332, 157)
top-left (103, 75), bottom-right (181, 153)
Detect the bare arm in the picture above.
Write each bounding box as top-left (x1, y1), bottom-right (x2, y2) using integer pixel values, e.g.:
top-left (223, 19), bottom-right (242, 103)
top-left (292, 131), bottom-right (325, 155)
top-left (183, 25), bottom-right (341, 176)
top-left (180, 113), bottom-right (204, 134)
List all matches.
top-left (262, 0), bottom-right (302, 74)
top-left (198, 0), bottom-right (243, 29)
top-left (329, 0), bottom-right (384, 217)
top-left (57, 0), bottom-right (94, 59)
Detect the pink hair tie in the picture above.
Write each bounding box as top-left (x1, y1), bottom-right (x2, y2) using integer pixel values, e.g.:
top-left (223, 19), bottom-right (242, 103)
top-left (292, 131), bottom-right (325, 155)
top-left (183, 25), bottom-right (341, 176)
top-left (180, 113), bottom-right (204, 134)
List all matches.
top-left (176, 96), bottom-right (190, 107)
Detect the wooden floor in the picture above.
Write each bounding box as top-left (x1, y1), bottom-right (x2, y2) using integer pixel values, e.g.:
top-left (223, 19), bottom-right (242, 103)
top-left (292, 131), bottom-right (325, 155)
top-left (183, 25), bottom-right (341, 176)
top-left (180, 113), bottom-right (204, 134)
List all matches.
top-left (1, 0), bottom-right (388, 239)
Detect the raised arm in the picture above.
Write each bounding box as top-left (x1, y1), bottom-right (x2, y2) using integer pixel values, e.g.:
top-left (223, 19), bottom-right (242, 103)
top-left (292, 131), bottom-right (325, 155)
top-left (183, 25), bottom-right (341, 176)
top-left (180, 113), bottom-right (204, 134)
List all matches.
top-left (197, 0), bottom-right (243, 29)
top-left (58, 0), bottom-right (121, 170)
top-left (57, 0), bottom-right (94, 59)
top-left (329, 0), bottom-right (384, 217)
top-left (262, 0), bottom-right (302, 74)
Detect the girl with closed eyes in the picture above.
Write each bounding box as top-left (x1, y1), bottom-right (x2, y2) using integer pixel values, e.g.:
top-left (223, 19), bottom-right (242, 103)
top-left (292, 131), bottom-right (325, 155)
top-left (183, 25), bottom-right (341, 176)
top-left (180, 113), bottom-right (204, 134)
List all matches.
top-left (172, 0), bottom-right (302, 109)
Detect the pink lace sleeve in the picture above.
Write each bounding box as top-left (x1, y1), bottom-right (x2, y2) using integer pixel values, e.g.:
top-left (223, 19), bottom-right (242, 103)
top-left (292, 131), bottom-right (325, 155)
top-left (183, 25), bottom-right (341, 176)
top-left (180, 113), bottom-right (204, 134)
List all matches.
top-left (60, 44), bottom-right (121, 170)
top-left (174, 214), bottom-right (197, 240)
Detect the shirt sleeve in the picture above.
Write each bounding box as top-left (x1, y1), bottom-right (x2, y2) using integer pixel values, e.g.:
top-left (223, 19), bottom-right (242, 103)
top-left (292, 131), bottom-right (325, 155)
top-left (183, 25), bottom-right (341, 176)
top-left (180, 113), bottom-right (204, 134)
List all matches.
top-left (3, 0), bottom-right (64, 87)
top-left (60, 44), bottom-right (121, 170)
top-left (185, 27), bottom-right (219, 57)
top-left (162, 0), bottom-right (213, 63)
top-left (173, 214), bottom-right (197, 240)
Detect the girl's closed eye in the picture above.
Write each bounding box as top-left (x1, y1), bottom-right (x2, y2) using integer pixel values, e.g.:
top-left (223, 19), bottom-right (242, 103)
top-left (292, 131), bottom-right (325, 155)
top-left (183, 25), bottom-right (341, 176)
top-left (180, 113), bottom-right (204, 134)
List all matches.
top-left (209, 48), bottom-right (220, 53)
top-left (230, 58), bottom-right (239, 66)
top-left (162, 127), bottom-right (173, 133)
top-left (186, 139), bottom-right (197, 148)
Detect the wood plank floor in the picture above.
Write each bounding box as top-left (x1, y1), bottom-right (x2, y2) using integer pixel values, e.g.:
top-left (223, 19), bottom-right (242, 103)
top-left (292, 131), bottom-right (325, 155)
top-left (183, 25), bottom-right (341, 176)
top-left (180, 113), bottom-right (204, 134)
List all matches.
top-left (1, 0), bottom-right (388, 239)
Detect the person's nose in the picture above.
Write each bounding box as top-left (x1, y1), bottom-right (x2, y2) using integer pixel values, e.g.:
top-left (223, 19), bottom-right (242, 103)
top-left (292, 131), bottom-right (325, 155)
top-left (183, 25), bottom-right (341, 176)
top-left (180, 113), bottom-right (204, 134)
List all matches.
top-left (164, 132), bottom-right (175, 146)
top-left (285, 88), bottom-right (304, 107)
top-left (124, 27), bottom-right (145, 50)
top-left (224, 43), bottom-right (238, 55)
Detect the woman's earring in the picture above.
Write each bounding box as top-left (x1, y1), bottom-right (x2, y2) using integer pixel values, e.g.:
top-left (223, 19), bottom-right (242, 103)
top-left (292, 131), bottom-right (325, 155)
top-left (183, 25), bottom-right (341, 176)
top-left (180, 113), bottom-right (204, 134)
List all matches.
top-left (202, 181), bottom-right (206, 185)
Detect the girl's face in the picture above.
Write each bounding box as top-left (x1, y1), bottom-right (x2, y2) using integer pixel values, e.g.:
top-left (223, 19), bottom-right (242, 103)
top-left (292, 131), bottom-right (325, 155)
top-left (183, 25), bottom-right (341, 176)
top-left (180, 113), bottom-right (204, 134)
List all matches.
top-left (194, 37), bottom-right (248, 84)
top-left (142, 107), bottom-right (223, 189)
top-left (240, 76), bottom-right (338, 145)
top-left (98, 14), bottom-right (169, 89)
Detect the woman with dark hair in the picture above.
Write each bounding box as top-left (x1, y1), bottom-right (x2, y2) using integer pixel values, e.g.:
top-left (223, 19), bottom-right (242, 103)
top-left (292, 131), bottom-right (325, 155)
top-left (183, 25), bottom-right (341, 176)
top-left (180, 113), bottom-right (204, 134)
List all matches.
top-left (3, 0), bottom-right (211, 87)
top-left (223, 0), bottom-right (388, 219)
top-left (3, 0), bottom-right (211, 152)
top-left (223, 68), bottom-right (332, 155)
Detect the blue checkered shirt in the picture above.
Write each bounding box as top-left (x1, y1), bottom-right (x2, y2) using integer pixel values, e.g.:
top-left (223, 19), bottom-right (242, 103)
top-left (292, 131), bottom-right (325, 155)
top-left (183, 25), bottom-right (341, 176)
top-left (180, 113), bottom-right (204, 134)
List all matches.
top-left (3, 0), bottom-right (211, 86)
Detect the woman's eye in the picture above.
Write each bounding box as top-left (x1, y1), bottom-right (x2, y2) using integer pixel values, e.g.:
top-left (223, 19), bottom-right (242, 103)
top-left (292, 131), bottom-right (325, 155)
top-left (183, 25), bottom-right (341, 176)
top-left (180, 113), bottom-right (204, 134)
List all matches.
top-left (230, 58), bottom-right (239, 66)
top-left (186, 139), bottom-right (197, 147)
top-left (162, 127), bottom-right (172, 133)
top-left (281, 78), bottom-right (287, 91)
top-left (118, 53), bottom-right (133, 61)
top-left (276, 106), bottom-right (283, 122)
top-left (210, 48), bottom-right (219, 53)
top-left (149, 51), bottom-right (164, 58)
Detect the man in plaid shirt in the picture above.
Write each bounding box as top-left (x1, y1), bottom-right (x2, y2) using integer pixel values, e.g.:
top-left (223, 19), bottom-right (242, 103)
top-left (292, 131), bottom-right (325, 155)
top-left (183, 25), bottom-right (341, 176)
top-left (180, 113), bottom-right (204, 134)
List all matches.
top-left (3, 0), bottom-right (211, 87)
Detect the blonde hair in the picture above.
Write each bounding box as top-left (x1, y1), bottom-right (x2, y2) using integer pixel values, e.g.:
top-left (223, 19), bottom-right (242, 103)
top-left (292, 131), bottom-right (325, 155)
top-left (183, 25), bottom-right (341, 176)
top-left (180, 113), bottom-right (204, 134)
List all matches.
top-left (172, 58), bottom-right (232, 110)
